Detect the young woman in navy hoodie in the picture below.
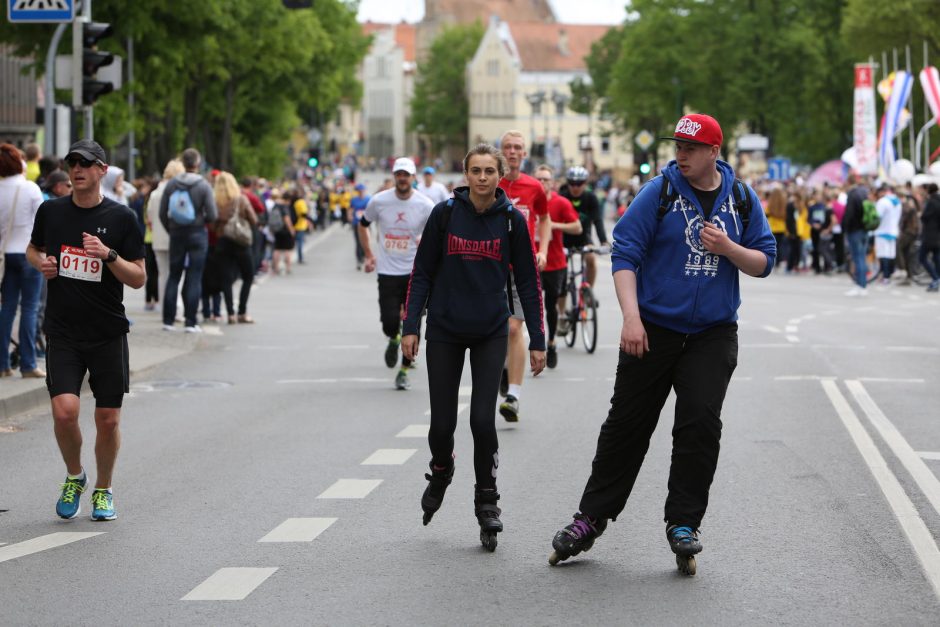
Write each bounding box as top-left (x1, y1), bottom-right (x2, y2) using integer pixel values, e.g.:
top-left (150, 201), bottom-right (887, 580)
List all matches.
top-left (548, 115), bottom-right (777, 574)
top-left (401, 144), bottom-right (546, 551)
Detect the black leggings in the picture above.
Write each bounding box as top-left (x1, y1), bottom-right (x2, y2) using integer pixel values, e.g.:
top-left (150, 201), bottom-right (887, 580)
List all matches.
top-left (216, 237), bottom-right (255, 316)
top-left (541, 268), bottom-right (565, 342)
top-left (426, 335), bottom-right (508, 490)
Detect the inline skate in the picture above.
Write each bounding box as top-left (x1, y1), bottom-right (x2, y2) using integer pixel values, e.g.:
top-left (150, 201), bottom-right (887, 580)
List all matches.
top-left (474, 486), bottom-right (502, 552)
top-left (666, 524), bottom-right (702, 576)
top-left (548, 512), bottom-right (607, 565)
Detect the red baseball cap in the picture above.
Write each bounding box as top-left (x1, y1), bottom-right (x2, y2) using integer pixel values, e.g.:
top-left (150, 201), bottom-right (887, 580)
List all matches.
top-left (661, 114), bottom-right (723, 147)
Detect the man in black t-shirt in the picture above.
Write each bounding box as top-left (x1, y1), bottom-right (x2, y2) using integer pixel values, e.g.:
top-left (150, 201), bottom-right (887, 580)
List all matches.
top-left (27, 139), bottom-right (146, 522)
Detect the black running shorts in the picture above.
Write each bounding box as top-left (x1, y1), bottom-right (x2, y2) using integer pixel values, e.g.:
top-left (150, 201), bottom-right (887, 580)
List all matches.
top-left (45, 335), bottom-right (129, 408)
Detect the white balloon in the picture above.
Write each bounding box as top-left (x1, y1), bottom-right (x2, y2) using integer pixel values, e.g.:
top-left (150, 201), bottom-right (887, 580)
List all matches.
top-left (841, 147), bottom-right (858, 168)
top-left (889, 159), bottom-right (916, 184)
top-left (911, 173), bottom-right (937, 188)
top-left (929, 161), bottom-right (940, 177)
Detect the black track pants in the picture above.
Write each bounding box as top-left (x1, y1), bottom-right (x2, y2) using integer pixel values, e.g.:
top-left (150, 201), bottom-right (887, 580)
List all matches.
top-left (578, 321), bottom-right (738, 529)
top-left (426, 335), bottom-right (508, 490)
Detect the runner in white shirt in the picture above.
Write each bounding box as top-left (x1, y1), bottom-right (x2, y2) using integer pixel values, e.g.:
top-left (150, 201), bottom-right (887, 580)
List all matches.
top-left (416, 166), bottom-right (450, 205)
top-left (358, 157), bottom-right (435, 390)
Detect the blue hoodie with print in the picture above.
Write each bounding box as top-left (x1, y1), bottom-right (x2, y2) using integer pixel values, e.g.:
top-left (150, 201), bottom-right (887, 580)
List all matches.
top-left (403, 186), bottom-right (546, 350)
top-left (610, 160), bottom-right (776, 334)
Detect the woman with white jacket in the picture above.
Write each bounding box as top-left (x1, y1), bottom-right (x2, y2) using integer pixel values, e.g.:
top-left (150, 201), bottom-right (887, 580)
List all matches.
top-left (0, 143), bottom-right (45, 377)
top-left (146, 159), bottom-right (184, 311)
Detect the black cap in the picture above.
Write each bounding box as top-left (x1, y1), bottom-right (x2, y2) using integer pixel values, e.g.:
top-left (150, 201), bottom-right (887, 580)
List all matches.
top-left (65, 139), bottom-right (107, 164)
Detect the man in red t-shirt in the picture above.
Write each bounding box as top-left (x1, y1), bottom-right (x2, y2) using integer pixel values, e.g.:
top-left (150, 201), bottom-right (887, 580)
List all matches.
top-left (496, 131), bottom-right (551, 421)
top-left (535, 165), bottom-right (582, 369)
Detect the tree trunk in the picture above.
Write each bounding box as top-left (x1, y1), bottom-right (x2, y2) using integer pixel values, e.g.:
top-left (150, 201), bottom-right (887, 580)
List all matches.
top-left (219, 78), bottom-right (237, 171)
top-left (184, 85), bottom-right (200, 148)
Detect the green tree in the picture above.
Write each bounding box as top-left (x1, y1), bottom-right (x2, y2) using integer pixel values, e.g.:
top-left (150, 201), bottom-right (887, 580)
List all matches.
top-left (588, 0), bottom-right (852, 166)
top-left (0, 0), bottom-right (369, 178)
top-left (409, 21), bottom-right (485, 154)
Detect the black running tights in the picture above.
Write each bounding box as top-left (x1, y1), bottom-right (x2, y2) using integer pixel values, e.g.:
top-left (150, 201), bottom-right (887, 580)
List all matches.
top-left (426, 335), bottom-right (507, 490)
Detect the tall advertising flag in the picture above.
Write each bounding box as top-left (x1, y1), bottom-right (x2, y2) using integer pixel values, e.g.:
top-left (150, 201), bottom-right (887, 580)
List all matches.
top-left (915, 66), bottom-right (940, 170)
top-left (879, 70), bottom-right (914, 172)
top-left (853, 64), bottom-right (878, 175)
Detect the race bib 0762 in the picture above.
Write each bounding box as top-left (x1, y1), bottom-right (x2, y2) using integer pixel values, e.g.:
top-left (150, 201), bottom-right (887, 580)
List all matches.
top-left (59, 245), bottom-right (103, 282)
top-left (383, 233), bottom-right (411, 255)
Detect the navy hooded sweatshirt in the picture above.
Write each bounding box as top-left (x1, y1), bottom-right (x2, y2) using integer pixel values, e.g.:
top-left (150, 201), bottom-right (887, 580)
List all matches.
top-left (611, 160), bottom-right (776, 334)
top-left (403, 186), bottom-right (546, 350)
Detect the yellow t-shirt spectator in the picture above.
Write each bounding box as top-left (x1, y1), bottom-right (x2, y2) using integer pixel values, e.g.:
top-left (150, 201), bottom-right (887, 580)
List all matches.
top-left (293, 198), bottom-right (310, 232)
top-left (26, 160), bottom-right (40, 182)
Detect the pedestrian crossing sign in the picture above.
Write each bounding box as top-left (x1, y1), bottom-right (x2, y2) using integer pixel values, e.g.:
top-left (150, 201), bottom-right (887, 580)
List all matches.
top-left (8, 0), bottom-right (74, 23)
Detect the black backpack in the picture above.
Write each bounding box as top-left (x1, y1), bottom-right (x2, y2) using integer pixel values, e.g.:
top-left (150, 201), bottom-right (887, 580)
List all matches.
top-left (438, 198), bottom-right (516, 313)
top-left (651, 175), bottom-right (753, 232)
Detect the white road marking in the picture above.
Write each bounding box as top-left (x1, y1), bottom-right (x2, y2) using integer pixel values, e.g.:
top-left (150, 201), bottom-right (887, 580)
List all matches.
top-left (762, 325), bottom-right (782, 334)
top-left (361, 448), bottom-right (417, 465)
top-left (0, 532), bottom-right (104, 564)
top-left (786, 335), bottom-right (800, 343)
top-left (181, 567), bottom-right (278, 601)
top-left (802, 314), bottom-right (817, 320)
top-left (857, 378), bottom-right (925, 383)
top-left (846, 380), bottom-right (940, 519)
top-left (322, 345), bottom-right (370, 350)
top-left (821, 380), bottom-right (940, 601)
top-left (396, 424), bottom-right (428, 438)
top-left (258, 518), bottom-right (336, 542)
top-left (919, 452), bottom-right (940, 461)
top-left (775, 375), bottom-right (837, 381)
top-left (810, 344), bottom-right (866, 351)
top-left (741, 343), bottom-right (795, 349)
top-left (277, 378), bottom-right (387, 384)
top-left (787, 319), bottom-right (801, 325)
top-left (886, 346), bottom-right (940, 354)
top-left (785, 325), bottom-right (799, 333)
top-left (424, 403), bottom-right (468, 417)
top-left (317, 479), bottom-right (382, 499)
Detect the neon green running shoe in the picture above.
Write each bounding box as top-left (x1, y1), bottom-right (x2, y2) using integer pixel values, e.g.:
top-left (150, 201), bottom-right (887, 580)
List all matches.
top-left (56, 476), bottom-right (87, 519)
top-left (90, 489), bottom-right (117, 521)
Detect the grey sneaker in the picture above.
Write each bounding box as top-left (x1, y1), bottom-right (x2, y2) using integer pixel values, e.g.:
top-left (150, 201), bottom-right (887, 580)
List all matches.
top-left (499, 395), bottom-right (519, 422)
top-left (395, 370), bottom-right (411, 390)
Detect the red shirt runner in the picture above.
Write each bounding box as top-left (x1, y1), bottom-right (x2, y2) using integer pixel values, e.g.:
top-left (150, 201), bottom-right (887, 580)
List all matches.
top-left (545, 194), bottom-right (579, 272)
top-left (499, 173), bottom-right (547, 251)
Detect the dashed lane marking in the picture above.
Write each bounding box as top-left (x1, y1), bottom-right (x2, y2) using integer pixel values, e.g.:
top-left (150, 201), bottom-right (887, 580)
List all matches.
top-left (775, 375), bottom-right (837, 381)
top-left (786, 335), bottom-right (800, 343)
top-left (361, 449), bottom-right (417, 465)
top-left (919, 452), bottom-right (940, 461)
top-left (762, 325), bottom-right (782, 334)
top-left (396, 424), bottom-right (429, 438)
top-left (821, 380), bottom-right (940, 602)
top-left (0, 532), bottom-right (104, 564)
top-left (846, 380), bottom-right (940, 519)
top-left (258, 518), bottom-right (337, 543)
top-left (181, 567), bottom-right (278, 601)
top-left (858, 377), bottom-right (925, 383)
top-left (886, 346), bottom-right (940, 355)
top-left (317, 479), bottom-right (382, 499)
top-left (277, 378), bottom-right (387, 384)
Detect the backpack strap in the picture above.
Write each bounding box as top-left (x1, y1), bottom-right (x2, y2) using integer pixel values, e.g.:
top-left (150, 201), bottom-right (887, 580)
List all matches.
top-left (731, 177), bottom-right (752, 233)
top-left (654, 175), bottom-right (677, 221)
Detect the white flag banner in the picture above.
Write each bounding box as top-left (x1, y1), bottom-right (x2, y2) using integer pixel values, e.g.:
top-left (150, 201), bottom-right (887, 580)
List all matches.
top-left (853, 64), bottom-right (878, 175)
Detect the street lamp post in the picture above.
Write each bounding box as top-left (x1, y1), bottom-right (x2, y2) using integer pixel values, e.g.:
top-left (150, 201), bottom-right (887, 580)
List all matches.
top-left (551, 90), bottom-right (570, 170)
top-left (525, 91), bottom-right (545, 159)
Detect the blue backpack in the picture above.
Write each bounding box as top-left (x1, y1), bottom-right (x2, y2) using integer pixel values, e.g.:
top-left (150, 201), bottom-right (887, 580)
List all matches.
top-left (168, 187), bottom-right (197, 225)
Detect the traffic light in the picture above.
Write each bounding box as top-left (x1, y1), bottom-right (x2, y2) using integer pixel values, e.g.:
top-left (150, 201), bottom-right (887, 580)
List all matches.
top-left (307, 148), bottom-right (320, 168)
top-left (639, 162), bottom-right (651, 176)
top-left (82, 22), bottom-right (114, 106)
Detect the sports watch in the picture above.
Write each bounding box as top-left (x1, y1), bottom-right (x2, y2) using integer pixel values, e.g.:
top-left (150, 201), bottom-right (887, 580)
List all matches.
top-left (104, 248), bottom-right (118, 263)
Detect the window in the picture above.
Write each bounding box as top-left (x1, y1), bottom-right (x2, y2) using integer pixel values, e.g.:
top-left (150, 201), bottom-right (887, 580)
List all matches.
top-left (601, 135), bottom-right (611, 154)
top-left (487, 59), bottom-right (499, 76)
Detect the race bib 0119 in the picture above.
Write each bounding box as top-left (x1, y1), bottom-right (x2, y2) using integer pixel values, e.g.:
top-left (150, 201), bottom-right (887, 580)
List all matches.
top-left (59, 245), bottom-right (103, 282)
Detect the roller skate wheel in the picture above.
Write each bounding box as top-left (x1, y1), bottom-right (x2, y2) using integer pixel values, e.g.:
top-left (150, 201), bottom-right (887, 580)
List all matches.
top-left (548, 551), bottom-right (562, 566)
top-left (676, 554), bottom-right (697, 576)
top-left (480, 531), bottom-right (498, 552)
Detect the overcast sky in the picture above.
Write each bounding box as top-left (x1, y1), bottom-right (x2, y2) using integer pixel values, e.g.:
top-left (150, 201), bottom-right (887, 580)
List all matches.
top-left (356, 0), bottom-right (629, 25)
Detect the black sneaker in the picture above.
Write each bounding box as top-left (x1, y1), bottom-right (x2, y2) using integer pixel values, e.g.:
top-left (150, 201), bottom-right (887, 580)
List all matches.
top-left (385, 335), bottom-right (401, 368)
top-left (499, 395), bottom-right (519, 422)
top-left (499, 367), bottom-right (509, 397)
top-left (547, 345), bottom-right (558, 369)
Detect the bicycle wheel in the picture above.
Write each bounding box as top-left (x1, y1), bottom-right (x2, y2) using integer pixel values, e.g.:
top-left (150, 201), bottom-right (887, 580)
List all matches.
top-left (580, 286), bottom-right (598, 354)
top-left (564, 280), bottom-right (578, 348)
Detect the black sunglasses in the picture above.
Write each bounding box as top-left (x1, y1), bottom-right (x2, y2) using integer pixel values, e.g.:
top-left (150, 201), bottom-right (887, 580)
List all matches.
top-left (569, 180), bottom-right (587, 186)
top-left (66, 156), bottom-right (103, 169)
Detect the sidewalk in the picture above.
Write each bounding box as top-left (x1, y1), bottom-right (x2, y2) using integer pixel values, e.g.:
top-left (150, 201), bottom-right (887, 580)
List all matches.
top-left (0, 223), bottom-right (341, 426)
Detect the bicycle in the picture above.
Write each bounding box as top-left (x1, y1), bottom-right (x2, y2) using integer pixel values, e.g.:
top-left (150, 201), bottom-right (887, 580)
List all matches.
top-left (559, 245), bottom-right (608, 354)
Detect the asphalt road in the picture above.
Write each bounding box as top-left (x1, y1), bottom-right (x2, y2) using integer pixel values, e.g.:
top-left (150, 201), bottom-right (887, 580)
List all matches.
top-left (1, 209), bottom-right (939, 625)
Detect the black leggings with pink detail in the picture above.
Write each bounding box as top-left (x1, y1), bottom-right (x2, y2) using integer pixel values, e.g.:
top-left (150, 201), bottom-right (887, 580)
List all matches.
top-left (425, 335), bottom-right (507, 490)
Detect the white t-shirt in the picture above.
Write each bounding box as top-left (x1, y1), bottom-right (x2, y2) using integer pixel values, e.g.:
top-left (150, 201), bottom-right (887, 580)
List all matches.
top-left (0, 174), bottom-right (44, 253)
top-left (363, 188), bottom-right (434, 275)
top-left (416, 181), bottom-right (449, 206)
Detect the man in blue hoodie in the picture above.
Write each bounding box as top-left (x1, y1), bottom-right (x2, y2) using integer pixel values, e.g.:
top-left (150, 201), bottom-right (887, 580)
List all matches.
top-left (548, 114), bottom-right (776, 573)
